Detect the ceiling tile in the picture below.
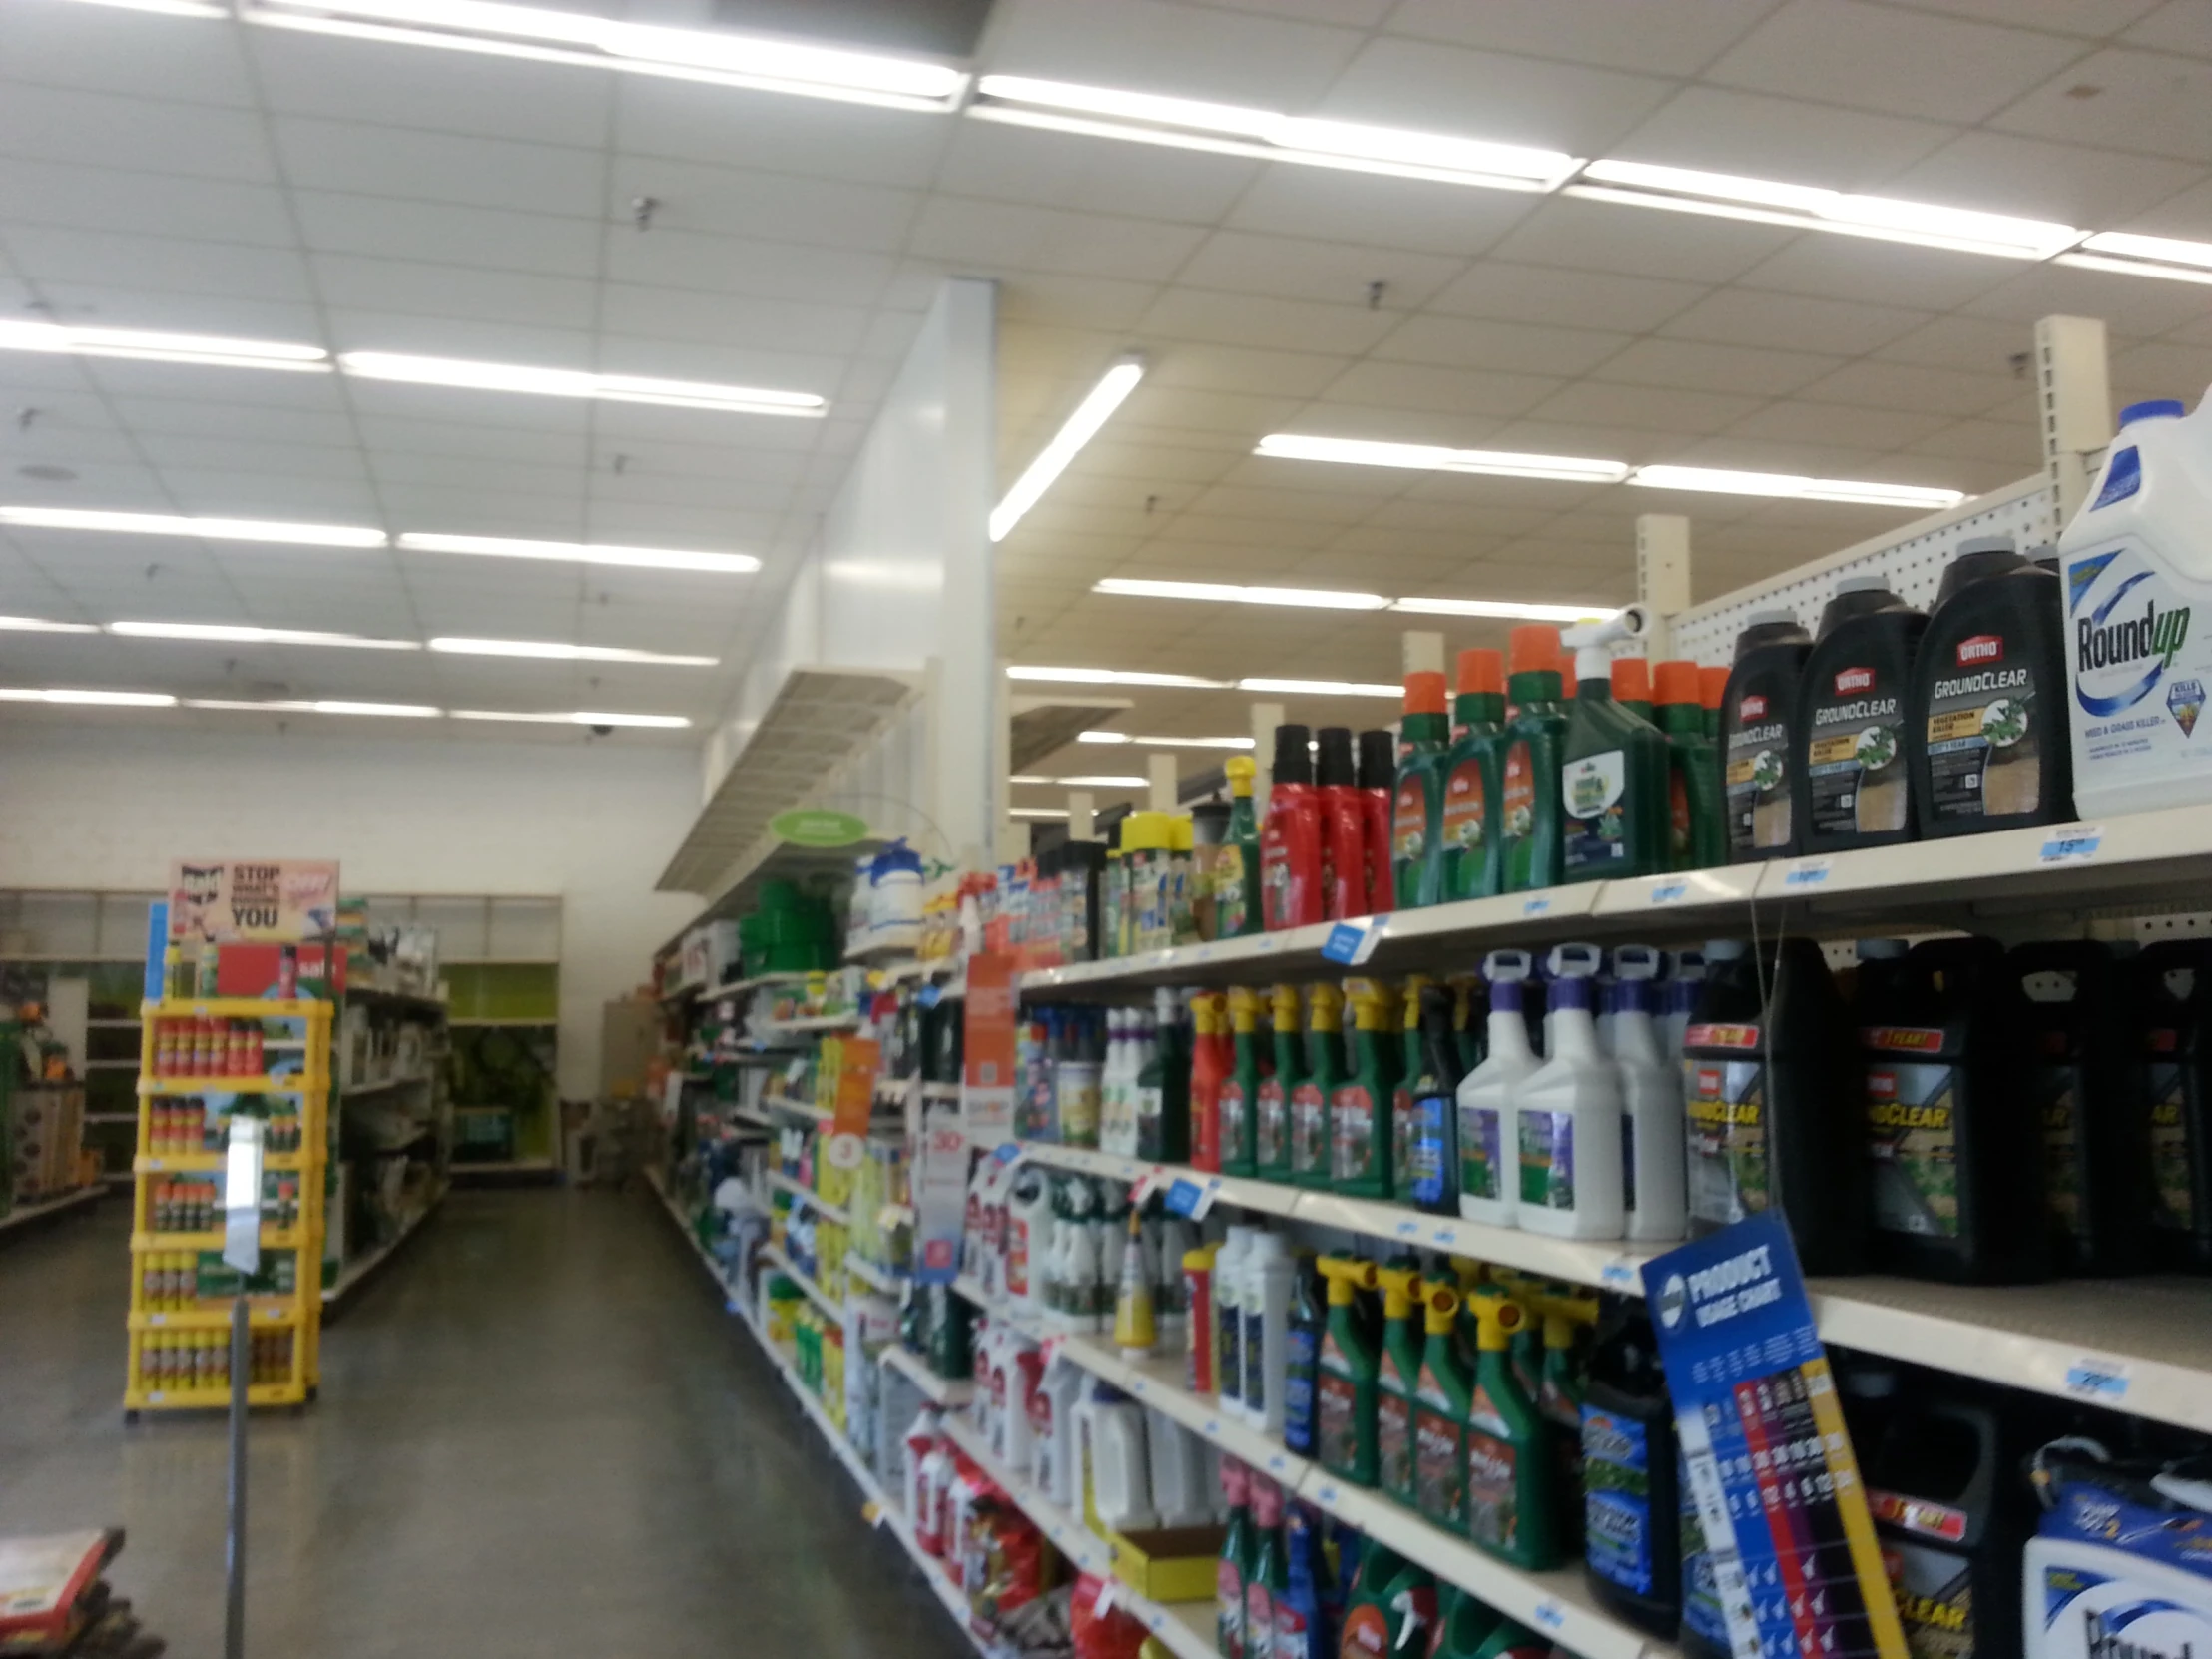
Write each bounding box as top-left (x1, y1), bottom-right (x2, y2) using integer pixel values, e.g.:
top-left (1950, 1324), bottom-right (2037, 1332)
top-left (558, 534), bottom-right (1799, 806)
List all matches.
top-left (1138, 288), bottom-right (1400, 355)
top-left (1728, 399), bottom-right (1959, 451)
top-left (0, 6), bottom-right (255, 107)
top-left (1881, 0), bottom-right (2160, 36)
top-left (1590, 336), bottom-right (1842, 397)
top-left (616, 82), bottom-right (952, 189)
top-left (291, 191), bottom-right (602, 278)
top-left (1793, 359), bottom-right (2021, 418)
top-left (0, 83), bottom-right (275, 184)
top-left (1732, 237), bottom-right (2023, 310)
top-left (1381, 0), bottom-right (1777, 77)
top-left (272, 115), bottom-right (602, 218)
top-left (1878, 130), bottom-right (2205, 228)
top-left (0, 158), bottom-right (294, 248)
top-left (1371, 314), bottom-right (1631, 377)
top-left (1316, 35), bottom-right (1675, 154)
top-left (311, 252), bottom-right (597, 331)
top-left (609, 156), bottom-right (919, 254)
top-left (1218, 167), bottom-right (1536, 259)
top-left (1147, 344), bottom-right (1352, 398)
top-left (1176, 230), bottom-right (1465, 309)
top-left (934, 122), bottom-right (1263, 225)
top-left (2102, 174), bottom-right (2212, 240)
top-left (1529, 380), bottom-right (1766, 435)
top-left (1, 228), bottom-right (314, 306)
top-left (909, 198), bottom-right (1207, 283)
top-left (1486, 196), bottom-right (1797, 284)
top-left (602, 229), bottom-right (895, 308)
top-left (2123, 1), bottom-right (2212, 56)
top-left (986, 0), bottom-right (1365, 107)
top-left (1426, 260), bottom-right (1709, 331)
top-left (1990, 48), bottom-right (2212, 163)
top-left (1605, 87), bottom-right (1954, 191)
top-left (1312, 359), bottom-right (1563, 417)
top-left (1957, 261), bottom-right (2212, 337)
top-left (249, 28), bottom-right (614, 148)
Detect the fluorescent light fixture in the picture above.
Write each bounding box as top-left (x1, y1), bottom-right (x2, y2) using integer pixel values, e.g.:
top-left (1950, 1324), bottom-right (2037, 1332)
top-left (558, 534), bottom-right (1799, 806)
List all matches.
top-left (241, 0), bottom-right (966, 110)
top-left (973, 76), bottom-right (1581, 193)
top-left (183, 698), bottom-right (440, 717)
top-left (1255, 433), bottom-right (1629, 484)
top-left (1076, 732), bottom-right (1255, 750)
top-left (339, 352), bottom-right (824, 417)
top-left (2060, 234), bottom-right (2212, 286)
top-left (1389, 596), bottom-right (1599, 622)
top-left (0, 616), bottom-right (99, 634)
top-left (1573, 160), bottom-right (2082, 261)
top-left (1628, 464), bottom-right (1964, 510)
top-left (1095, 577), bottom-right (1388, 611)
top-left (1007, 666), bottom-right (1230, 690)
top-left (991, 354), bottom-right (1145, 542)
top-left (108, 621), bottom-right (419, 650)
top-left (57, 0), bottom-right (226, 13)
top-left (396, 532), bottom-right (758, 575)
top-left (0, 507), bottom-right (387, 547)
top-left (429, 637), bottom-right (717, 666)
top-left (0, 320), bottom-right (328, 373)
top-left (1010, 774), bottom-right (1149, 788)
top-left (1237, 677), bottom-right (1404, 700)
top-left (450, 709), bottom-right (692, 729)
top-left (0, 687), bottom-right (177, 706)
top-left (1009, 807), bottom-right (1071, 821)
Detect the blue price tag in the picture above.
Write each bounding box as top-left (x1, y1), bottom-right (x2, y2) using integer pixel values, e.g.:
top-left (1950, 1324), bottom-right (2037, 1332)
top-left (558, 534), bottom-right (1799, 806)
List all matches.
top-left (1321, 922), bottom-right (1368, 964)
top-left (1164, 1177), bottom-right (1208, 1217)
top-left (2040, 825), bottom-right (2103, 867)
top-left (917, 984), bottom-right (942, 1007)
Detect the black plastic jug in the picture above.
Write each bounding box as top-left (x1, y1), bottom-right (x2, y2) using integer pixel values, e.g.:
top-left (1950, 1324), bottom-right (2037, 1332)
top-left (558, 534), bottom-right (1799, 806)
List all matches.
top-left (2133, 940), bottom-right (2212, 1272)
top-left (1909, 536), bottom-right (2073, 839)
top-left (2010, 940), bottom-right (2146, 1277)
top-left (1683, 936), bottom-right (1867, 1275)
top-left (1581, 1307), bottom-right (1680, 1640)
top-left (1795, 578), bottom-right (1928, 855)
top-left (1860, 936), bottom-right (2049, 1284)
top-left (1722, 612), bottom-right (1813, 862)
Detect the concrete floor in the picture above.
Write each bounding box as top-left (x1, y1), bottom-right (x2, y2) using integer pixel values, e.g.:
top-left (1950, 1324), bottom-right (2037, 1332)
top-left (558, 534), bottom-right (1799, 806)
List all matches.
top-left (0, 1188), bottom-right (974, 1659)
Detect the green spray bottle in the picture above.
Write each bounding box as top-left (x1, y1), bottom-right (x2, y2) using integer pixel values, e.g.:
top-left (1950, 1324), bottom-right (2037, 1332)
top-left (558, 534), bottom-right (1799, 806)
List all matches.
top-left (1429, 1589), bottom-right (1504, 1659)
top-left (1220, 986), bottom-right (1265, 1178)
top-left (1387, 976), bottom-right (1429, 1204)
top-left (1373, 1262), bottom-right (1424, 1507)
top-left (1338, 1545), bottom-right (1435, 1659)
top-left (1440, 648), bottom-right (1510, 902)
top-left (1258, 983), bottom-right (1303, 1184)
top-left (1411, 1285), bottom-right (1476, 1536)
top-left (1390, 671), bottom-right (1451, 911)
top-left (1218, 1456), bottom-right (1257, 1659)
top-left (1463, 1289), bottom-right (1559, 1570)
top-left (1653, 660), bottom-right (1726, 870)
top-left (1314, 1256), bottom-right (1381, 1486)
top-left (1291, 984), bottom-right (1342, 1190)
top-left (1557, 619), bottom-right (1671, 883)
top-left (1219, 756), bottom-right (1265, 939)
top-left (1499, 626), bottom-right (1570, 892)
top-left (1469, 1618), bottom-right (1551, 1659)
top-left (1244, 1472), bottom-right (1287, 1659)
top-left (1532, 1286), bottom-right (1597, 1553)
top-left (1332, 980), bottom-right (1394, 1198)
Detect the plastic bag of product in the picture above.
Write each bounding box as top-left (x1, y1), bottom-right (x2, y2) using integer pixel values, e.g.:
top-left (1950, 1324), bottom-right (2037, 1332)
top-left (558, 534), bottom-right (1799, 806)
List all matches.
top-left (1071, 1573), bottom-right (1148, 1659)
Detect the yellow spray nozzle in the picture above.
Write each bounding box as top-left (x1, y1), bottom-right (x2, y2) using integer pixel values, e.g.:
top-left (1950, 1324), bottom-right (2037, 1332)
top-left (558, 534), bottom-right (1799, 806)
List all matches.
top-left (1307, 983), bottom-right (1344, 1031)
top-left (1447, 1255), bottom-right (1492, 1293)
top-left (1317, 1255), bottom-right (1380, 1306)
top-left (1183, 1243), bottom-right (1220, 1274)
top-left (1377, 1264), bottom-right (1423, 1320)
top-left (1227, 986), bottom-right (1262, 1032)
top-left (1272, 983), bottom-right (1304, 1027)
top-left (1225, 755), bottom-right (1256, 797)
top-left (1192, 993), bottom-right (1224, 1037)
top-left (1532, 1287), bottom-right (1599, 1348)
top-left (1469, 1287), bottom-right (1526, 1352)
top-left (1349, 983), bottom-right (1394, 1031)
top-left (1399, 975), bottom-right (1432, 1031)
top-left (1424, 1286), bottom-right (1461, 1336)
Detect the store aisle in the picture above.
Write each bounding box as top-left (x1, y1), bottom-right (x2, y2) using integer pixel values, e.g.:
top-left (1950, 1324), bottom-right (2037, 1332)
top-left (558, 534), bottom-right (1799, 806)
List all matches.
top-left (0, 1190), bottom-right (972, 1659)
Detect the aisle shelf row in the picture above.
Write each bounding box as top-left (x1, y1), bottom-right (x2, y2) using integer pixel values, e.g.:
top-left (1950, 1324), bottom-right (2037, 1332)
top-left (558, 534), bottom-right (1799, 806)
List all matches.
top-left (131, 1304), bottom-right (297, 1332)
top-left (949, 1278), bottom-right (1667, 1659)
top-left (342, 1072), bottom-right (432, 1098)
top-left (1012, 1145), bottom-right (2212, 1434)
top-left (322, 1180), bottom-right (447, 1310)
top-left (140, 1074), bottom-right (309, 1095)
top-left (761, 1245), bottom-right (843, 1324)
top-left (881, 1341), bottom-right (971, 1406)
top-left (769, 1172), bottom-right (850, 1226)
top-left (759, 1014), bottom-right (864, 1036)
top-left (759, 1092), bottom-right (831, 1123)
top-left (0, 1186), bottom-right (102, 1237)
top-left (847, 1253), bottom-right (906, 1296)
top-left (132, 1227), bottom-right (304, 1252)
top-left (137, 1152), bottom-right (309, 1175)
top-left (1015, 804), bottom-right (2212, 996)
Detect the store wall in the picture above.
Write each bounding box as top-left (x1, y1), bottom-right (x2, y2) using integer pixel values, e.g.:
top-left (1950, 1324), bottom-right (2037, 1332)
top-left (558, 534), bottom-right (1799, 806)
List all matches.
top-left (0, 724), bottom-right (697, 1100)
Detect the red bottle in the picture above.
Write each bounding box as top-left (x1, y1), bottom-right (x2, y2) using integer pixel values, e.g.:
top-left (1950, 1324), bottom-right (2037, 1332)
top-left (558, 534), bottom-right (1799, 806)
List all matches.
top-left (1189, 992), bottom-right (1229, 1172)
top-left (1357, 728), bottom-right (1396, 915)
top-left (1316, 727), bottom-right (1368, 923)
top-left (1260, 723), bottom-right (1324, 931)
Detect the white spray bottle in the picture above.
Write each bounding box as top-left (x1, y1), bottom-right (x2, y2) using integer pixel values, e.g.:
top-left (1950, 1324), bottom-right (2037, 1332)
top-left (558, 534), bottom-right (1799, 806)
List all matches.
top-left (1457, 949), bottom-right (1539, 1228)
top-left (1610, 945), bottom-right (1687, 1242)
top-left (1514, 942), bottom-right (1626, 1239)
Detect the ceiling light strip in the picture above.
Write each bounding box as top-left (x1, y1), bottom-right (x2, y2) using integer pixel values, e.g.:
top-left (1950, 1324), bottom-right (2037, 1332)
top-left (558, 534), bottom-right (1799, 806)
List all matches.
top-left (1075, 732), bottom-right (1255, 750)
top-left (991, 354), bottom-right (1145, 543)
top-left (397, 533), bottom-right (759, 575)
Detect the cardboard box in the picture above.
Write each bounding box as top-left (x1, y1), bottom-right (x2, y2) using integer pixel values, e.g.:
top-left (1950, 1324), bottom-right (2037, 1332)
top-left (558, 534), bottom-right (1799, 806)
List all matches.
top-left (1110, 1525), bottom-right (1226, 1604)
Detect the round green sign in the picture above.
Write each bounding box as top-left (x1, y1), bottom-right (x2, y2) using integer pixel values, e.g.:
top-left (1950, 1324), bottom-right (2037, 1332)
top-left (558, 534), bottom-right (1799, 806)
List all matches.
top-left (770, 809), bottom-right (872, 847)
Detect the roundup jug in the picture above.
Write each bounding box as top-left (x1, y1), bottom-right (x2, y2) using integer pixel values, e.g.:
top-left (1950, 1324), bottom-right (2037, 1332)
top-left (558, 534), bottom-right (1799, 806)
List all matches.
top-left (1795, 577), bottom-right (1928, 854)
top-left (2061, 393), bottom-right (2212, 819)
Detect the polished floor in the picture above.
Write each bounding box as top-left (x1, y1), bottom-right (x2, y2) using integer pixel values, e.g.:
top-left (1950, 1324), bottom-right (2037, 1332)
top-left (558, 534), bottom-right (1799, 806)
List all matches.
top-left (0, 1188), bottom-right (973, 1659)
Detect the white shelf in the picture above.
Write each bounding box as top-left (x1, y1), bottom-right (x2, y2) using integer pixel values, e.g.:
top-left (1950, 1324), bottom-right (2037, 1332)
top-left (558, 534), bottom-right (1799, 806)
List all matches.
top-left (342, 1071), bottom-right (433, 1099)
top-left (847, 1253), bottom-right (906, 1295)
top-left (770, 1172), bottom-right (850, 1227)
top-left (448, 1016), bottom-right (559, 1028)
top-left (761, 1246), bottom-right (843, 1324)
top-left (0, 1186), bottom-right (101, 1235)
top-left (697, 971), bottom-right (811, 1003)
top-left (323, 1181), bottom-right (447, 1307)
top-left (881, 1342), bottom-right (972, 1406)
top-left (759, 1092), bottom-right (831, 1123)
top-left (758, 1014), bottom-right (864, 1036)
top-left (1063, 1337), bottom-right (1314, 1489)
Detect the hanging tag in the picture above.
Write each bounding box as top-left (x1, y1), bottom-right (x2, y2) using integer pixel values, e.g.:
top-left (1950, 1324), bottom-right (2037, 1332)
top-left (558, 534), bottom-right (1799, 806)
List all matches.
top-left (1093, 1580), bottom-right (1119, 1618)
top-left (1321, 915), bottom-right (1387, 966)
top-left (221, 1114), bottom-right (265, 1276)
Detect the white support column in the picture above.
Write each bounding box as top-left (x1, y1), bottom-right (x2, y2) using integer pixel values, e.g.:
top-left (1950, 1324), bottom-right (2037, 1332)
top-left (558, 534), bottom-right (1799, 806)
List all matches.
top-left (1249, 700), bottom-right (1285, 818)
top-left (2037, 314), bottom-right (2112, 525)
top-left (1400, 630), bottom-right (1444, 678)
top-left (1148, 753), bottom-right (1179, 811)
top-left (1067, 791), bottom-right (1095, 841)
top-left (1636, 513), bottom-right (1692, 660)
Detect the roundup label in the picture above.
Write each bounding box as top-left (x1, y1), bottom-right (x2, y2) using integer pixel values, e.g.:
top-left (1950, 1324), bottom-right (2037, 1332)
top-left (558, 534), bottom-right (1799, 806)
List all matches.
top-left (2067, 539), bottom-right (2206, 792)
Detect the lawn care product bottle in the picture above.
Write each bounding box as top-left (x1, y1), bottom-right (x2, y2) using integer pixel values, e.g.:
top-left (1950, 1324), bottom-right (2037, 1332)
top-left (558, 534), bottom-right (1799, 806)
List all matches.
top-left (1317, 728), bottom-right (1369, 923)
top-left (1862, 936), bottom-right (2051, 1284)
top-left (1219, 1457), bottom-right (1257, 1659)
top-left (1500, 626), bottom-right (1570, 892)
top-left (1259, 984), bottom-right (1303, 1183)
top-left (1796, 577), bottom-right (1927, 854)
top-left (1245, 1475), bottom-right (1288, 1659)
top-left (1458, 950), bottom-right (1537, 1228)
top-left (2061, 394), bottom-right (2212, 819)
top-left (1441, 649), bottom-right (1509, 902)
top-left (1404, 983), bottom-right (1465, 1214)
top-left (1192, 991), bottom-right (1229, 1173)
top-left (1337, 1546), bottom-right (1434, 1659)
top-left (1412, 1286), bottom-right (1475, 1536)
top-left (1332, 981), bottom-right (1394, 1198)
top-left (1699, 666), bottom-right (1727, 744)
top-left (1274, 1498), bottom-right (1331, 1659)
top-left (1652, 661), bottom-right (1724, 870)
top-left (1262, 724), bottom-right (1325, 930)
top-left (1373, 1262), bottom-right (1425, 1507)
top-left (1314, 1256), bottom-right (1382, 1486)
top-left (1389, 974), bottom-right (1431, 1201)
top-left (1533, 1289), bottom-right (1596, 1552)
top-left (1216, 1225), bottom-right (1256, 1411)
top-left (1222, 986), bottom-right (1266, 1178)
top-left (1283, 1259), bottom-right (1324, 1459)
top-left (1135, 987), bottom-right (1190, 1164)
top-left (1464, 1289), bottom-right (1558, 1569)
top-left (2011, 940), bottom-right (2144, 1276)
top-left (1722, 611), bottom-right (1813, 860)
top-left (1428, 1590), bottom-right (1502, 1659)
top-left (1006, 1163), bottom-right (1054, 1319)
top-left (1611, 947), bottom-right (1687, 1243)
top-left (1391, 672), bottom-right (1451, 911)
top-left (1582, 1308), bottom-right (1681, 1638)
top-left (2131, 940), bottom-right (2212, 1270)
top-left (1515, 944), bottom-right (1625, 1240)
top-left (1243, 1231), bottom-right (1297, 1435)
top-left (1185, 1243), bottom-right (1220, 1394)
top-left (1911, 536), bottom-right (2072, 837)
top-left (1611, 654), bottom-right (1654, 722)
top-left (1683, 937), bottom-right (1867, 1275)
top-left (1558, 612), bottom-right (1669, 881)
top-left (1220, 756), bottom-right (1265, 939)
top-left (1358, 729), bottom-right (1396, 914)
top-left (1293, 985), bottom-right (1344, 1190)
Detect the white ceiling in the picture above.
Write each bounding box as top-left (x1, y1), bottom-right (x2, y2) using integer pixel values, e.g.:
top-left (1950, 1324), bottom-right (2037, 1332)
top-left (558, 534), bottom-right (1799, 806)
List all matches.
top-left (1, 0), bottom-right (2210, 780)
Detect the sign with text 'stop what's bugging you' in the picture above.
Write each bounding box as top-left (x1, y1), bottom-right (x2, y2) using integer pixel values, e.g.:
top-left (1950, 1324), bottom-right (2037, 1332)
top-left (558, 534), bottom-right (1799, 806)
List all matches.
top-left (1642, 1215), bottom-right (1909, 1659)
top-left (169, 859), bottom-right (339, 944)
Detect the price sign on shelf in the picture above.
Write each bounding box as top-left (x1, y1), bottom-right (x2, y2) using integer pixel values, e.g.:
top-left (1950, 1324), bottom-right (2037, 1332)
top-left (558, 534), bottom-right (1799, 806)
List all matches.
top-left (1782, 859), bottom-right (1832, 890)
top-left (2039, 825), bottom-right (2103, 867)
top-left (1648, 880), bottom-right (1690, 906)
top-left (2063, 1354), bottom-right (2131, 1403)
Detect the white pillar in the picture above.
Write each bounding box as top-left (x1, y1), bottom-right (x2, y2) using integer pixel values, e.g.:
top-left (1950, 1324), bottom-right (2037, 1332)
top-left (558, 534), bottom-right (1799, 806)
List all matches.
top-left (1148, 753), bottom-right (1179, 811)
top-left (1636, 514), bottom-right (1692, 659)
top-left (1068, 791), bottom-right (1095, 841)
top-left (2037, 314), bottom-right (2112, 524)
top-left (1249, 700), bottom-right (1285, 819)
top-left (1400, 630), bottom-right (1444, 677)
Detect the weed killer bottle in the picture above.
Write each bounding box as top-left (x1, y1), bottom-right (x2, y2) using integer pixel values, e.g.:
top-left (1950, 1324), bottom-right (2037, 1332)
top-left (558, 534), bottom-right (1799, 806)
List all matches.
top-left (1464, 1289), bottom-right (1557, 1570)
top-left (1500, 626), bottom-right (1570, 892)
top-left (1910, 536), bottom-right (2072, 837)
top-left (2132, 940), bottom-right (2212, 1270)
top-left (1441, 648), bottom-right (1509, 902)
top-left (1722, 611), bottom-right (1813, 861)
top-left (1610, 947), bottom-right (1687, 1244)
top-left (1796, 577), bottom-right (1927, 854)
top-left (1653, 661), bottom-right (1724, 870)
top-left (1258, 984), bottom-right (1303, 1183)
top-left (2011, 940), bottom-right (2145, 1275)
top-left (1458, 950), bottom-right (1537, 1228)
top-left (1581, 1307), bottom-right (1680, 1639)
top-left (1515, 944), bottom-right (1625, 1240)
top-left (1559, 617), bottom-right (1670, 882)
top-left (1391, 672), bottom-right (1451, 911)
top-left (1374, 1262), bottom-right (1425, 1507)
top-left (1404, 983), bottom-right (1464, 1214)
top-left (1220, 987), bottom-right (1265, 1179)
top-left (1334, 980), bottom-right (1394, 1199)
top-left (1292, 985), bottom-right (1342, 1190)
top-left (1314, 1256), bottom-right (1382, 1486)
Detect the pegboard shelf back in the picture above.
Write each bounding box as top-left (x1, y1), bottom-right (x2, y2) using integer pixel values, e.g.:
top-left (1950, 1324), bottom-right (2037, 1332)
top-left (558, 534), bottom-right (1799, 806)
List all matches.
top-left (1668, 473), bottom-right (2058, 667)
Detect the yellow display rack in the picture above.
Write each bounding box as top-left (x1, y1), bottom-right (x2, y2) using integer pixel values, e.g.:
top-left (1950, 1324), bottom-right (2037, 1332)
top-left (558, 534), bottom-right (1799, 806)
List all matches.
top-left (125, 997), bottom-right (331, 1418)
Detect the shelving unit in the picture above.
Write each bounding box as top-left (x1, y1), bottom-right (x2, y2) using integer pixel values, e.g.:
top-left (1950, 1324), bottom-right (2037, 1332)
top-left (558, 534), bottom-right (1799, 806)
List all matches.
top-left (880, 1342), bottom-right (969, 1406)
top-left (760, 1245), bottom-right (842, 1323)
top-left (323, 1178), bottom-right (449, 1313)
top-left (769, 1172), bottom-right (850, 1226)
top-left (125, 997), bottom-right (330, 1416)
top-left (334, 979), bottom-right (453, 1283)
